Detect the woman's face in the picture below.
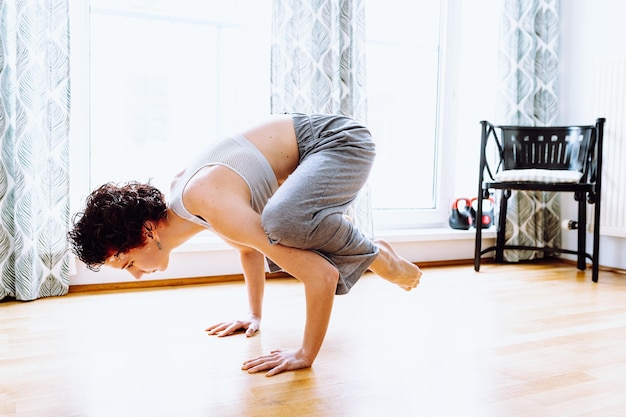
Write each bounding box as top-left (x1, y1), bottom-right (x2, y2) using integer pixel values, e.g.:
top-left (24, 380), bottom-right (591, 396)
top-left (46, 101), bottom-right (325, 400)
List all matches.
top-left (105, 240), bottom-right (169, 279)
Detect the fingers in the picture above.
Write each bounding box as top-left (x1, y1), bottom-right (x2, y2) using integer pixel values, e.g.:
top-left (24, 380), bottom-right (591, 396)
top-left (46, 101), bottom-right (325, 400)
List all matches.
top-left (205, 322), bottom-right (242, 337)
top-left (246, 313), bottom-right (260, 337)
top-left (221, 322), bottom-right (244, 336)
top-left (242, 351), bottom-right (286, 376)
top-left (205, 322), bottom-right (228, 336)
top-left (241, 349), bottom-right (311, 377)
top-left (245, 325), bottom-right (259, 337)
top-left (206, 320), bottom-right (260, 337)
top-left (265, 364), bottom-right (287, 377)
top-left (204, 323), bottom-right (222, 333)
top-left (204, 322), bottom-right (218, 332)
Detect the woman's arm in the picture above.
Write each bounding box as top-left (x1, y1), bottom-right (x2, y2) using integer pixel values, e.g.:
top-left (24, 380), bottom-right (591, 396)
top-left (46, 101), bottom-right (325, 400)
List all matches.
top-left (186, 167), bottom-right (339, 375)
top-left (220, 210), bottom-right (339, 374)
top-left (238, 246), bottom-right (266, 328)
top-left (204, 242), bottom-right (266, 337)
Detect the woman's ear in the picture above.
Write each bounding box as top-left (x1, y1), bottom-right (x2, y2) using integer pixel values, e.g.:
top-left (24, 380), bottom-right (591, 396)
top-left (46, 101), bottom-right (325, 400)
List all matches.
top-left (143, 221), bottom-right (157, 239)
top-left (143, 221), bottom-right (162, 250)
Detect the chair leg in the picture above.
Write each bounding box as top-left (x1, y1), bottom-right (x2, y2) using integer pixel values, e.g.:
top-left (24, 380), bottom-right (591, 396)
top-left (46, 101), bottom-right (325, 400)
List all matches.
top-left (495, 191), bottom-right (508, 262)
top-left (577, 194), bottom-right (587, 271)
top-left (474, 194), bottom-right (483, 272)
top-left (592, 194), bottom-right (601, 283)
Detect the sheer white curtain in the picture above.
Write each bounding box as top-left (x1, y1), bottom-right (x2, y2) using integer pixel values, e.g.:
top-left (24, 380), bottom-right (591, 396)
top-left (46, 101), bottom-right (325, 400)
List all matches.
top-left (270, 0), bottom-right (373, 237)
top-left (498, 0), bottom-right (560, 261)
top-left (0, 0), bottom-right (71, 300)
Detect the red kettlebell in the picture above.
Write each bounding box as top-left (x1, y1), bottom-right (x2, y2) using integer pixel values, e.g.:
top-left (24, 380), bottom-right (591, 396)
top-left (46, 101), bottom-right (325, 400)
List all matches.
top-left (449, 198), bottom-right (473, 230)
top-left (470, 196), bottom-right (495, 228)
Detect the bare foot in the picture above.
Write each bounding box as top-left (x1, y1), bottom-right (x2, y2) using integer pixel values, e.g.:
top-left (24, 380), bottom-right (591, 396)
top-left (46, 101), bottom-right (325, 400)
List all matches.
top-left (369, 239), bottom-right (422, 291)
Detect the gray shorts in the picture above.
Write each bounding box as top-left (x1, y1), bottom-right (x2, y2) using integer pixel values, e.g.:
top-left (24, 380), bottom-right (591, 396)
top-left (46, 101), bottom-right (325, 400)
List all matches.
top-left (261, 113), bottom-right (378, 295)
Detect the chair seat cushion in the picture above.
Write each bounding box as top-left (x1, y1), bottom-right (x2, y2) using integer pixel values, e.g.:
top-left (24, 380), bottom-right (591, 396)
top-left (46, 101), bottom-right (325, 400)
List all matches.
top-left (493, 169), bottom-right (583, 183)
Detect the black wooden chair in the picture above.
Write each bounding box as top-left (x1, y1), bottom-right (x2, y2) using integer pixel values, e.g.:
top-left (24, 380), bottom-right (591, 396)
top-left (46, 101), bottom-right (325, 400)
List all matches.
top-left (474, 118), bottom-right (605, 282)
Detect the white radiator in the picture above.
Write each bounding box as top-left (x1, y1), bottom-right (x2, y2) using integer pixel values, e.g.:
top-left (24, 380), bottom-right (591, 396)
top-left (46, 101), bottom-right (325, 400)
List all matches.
top-left (593, 60), bottom-right (626, 237)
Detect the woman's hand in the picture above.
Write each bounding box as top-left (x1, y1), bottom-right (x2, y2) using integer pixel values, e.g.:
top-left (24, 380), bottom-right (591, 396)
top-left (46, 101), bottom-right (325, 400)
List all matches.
top-left (205, 313), bottom-right (260, 337)
top-left (242, 348), bottom-right (312, 377)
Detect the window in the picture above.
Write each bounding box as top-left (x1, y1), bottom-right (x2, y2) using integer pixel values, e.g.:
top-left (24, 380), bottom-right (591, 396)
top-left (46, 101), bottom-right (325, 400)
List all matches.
top-left (71, 0), bottom-right (272, 209)
top-left (70, 0), bottom-right (447, 230)
top-left (365, 0), bottom-right (446, 229)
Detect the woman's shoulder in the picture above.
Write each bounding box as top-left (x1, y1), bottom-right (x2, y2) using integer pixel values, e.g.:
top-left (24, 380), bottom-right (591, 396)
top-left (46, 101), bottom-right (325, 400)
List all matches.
top-left (183, 165), bottom-right (251, 210)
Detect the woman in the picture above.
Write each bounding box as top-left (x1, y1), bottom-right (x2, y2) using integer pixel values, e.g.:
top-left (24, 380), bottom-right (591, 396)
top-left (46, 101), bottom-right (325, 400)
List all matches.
top-left (69, 113), bottom-right (422, 376)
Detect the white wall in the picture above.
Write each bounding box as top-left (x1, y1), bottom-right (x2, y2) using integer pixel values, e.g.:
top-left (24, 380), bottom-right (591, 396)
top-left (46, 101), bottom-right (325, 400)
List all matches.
top-left (559, 0), bottom-right (626, 271)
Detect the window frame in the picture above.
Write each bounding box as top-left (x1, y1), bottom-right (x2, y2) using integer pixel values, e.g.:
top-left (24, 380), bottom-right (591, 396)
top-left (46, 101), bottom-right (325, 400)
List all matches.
top-left (371, 0), bottom-right (457, 231)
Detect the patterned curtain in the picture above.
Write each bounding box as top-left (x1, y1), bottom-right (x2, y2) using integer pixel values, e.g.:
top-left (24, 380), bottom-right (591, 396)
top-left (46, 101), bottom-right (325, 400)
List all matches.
top-left (270, 0), bottom-right (373, 237)
top-left (498, 0), bottom-right (560, 261)
top-left (0, 0), bottom-right (71, 300)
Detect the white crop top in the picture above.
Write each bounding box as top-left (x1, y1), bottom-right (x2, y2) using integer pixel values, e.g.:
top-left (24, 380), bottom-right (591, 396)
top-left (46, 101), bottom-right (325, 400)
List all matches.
top-left (168, 134), bottom-right (279, 229)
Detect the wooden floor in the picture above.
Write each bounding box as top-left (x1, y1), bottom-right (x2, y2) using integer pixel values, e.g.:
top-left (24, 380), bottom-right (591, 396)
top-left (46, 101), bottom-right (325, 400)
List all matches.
top-left (2, 262), bottom-right (626, 417)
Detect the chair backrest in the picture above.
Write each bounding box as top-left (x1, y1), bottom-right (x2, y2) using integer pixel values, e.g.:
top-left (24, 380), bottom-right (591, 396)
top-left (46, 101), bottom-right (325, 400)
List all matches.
top-left (499, 125), bottom-right (596, 174)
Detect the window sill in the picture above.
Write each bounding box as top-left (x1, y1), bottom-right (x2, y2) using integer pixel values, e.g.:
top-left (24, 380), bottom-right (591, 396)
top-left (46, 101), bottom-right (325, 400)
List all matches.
top-left (171, 227), bottom-right (496, 251)
top-left (375, 227), bottom-right (495, 242)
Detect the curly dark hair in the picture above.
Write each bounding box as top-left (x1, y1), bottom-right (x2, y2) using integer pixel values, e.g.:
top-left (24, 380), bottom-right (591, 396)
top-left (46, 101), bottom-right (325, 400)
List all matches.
top-left (68, 182), bottom-right (168, 271)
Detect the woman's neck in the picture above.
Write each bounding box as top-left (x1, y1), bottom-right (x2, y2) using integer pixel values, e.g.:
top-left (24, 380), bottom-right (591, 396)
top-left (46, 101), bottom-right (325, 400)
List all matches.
top-left (159, 208), bottom-right (207, 250)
